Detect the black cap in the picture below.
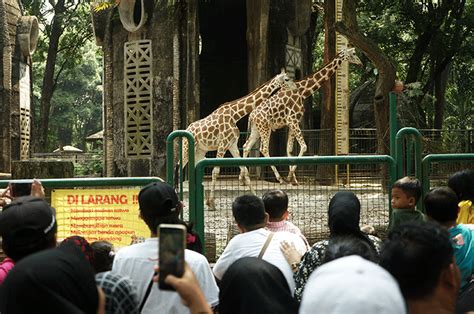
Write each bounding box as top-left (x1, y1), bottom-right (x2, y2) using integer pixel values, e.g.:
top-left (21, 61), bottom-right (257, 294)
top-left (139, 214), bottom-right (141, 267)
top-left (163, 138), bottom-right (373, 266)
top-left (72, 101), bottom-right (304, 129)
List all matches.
top-left (138, 182), bottom-right (179, 216)
top-left (0, 196), bottom-right (56, 246)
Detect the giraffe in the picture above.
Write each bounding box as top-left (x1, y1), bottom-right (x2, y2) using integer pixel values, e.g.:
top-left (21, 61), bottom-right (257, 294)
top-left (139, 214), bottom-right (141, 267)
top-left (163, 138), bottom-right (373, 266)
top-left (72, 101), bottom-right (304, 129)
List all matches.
top-left (180, 69), bottom-right (296, 209)
top-left (240, 48), bottom-right (362, 185)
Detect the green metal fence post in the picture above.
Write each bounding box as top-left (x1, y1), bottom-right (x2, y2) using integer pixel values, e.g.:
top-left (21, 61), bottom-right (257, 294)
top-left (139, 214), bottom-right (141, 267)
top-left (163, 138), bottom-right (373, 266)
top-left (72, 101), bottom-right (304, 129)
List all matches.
top-left (166, 130), bottom-right (196, 223)
top-left (389, 92), bottom-right (398, 159)
top-left (395, 127), bottom-right (423, 209)
top-left (395, 127), bottom-right (423, 180)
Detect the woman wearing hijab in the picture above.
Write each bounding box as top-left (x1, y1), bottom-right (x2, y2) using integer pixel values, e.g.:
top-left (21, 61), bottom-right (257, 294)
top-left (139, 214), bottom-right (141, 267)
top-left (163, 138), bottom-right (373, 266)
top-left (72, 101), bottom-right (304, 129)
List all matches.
top-left (292, 191), bottom-right (382, 302)
top-left (219, 257), bottom-right (299, 314)
top-left (0, 243), bottom-right (105, 314)
top-left (95, 271), bottom-right (139, 314)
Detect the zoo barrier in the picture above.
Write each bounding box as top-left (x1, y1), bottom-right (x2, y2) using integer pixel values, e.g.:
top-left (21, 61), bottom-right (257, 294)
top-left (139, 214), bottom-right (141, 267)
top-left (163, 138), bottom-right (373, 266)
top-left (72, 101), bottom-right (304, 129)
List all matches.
top-left (193, 155), bottom-right (396, 257)
top-left (421, 153), bottom-right (474, 210)
top-left (0, 177), bottom-right (162, 247)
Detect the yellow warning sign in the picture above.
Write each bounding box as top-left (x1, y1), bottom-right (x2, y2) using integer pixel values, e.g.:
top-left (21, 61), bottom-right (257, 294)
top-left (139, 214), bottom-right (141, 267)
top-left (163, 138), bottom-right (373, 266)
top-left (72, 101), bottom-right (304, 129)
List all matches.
top-left (51, 189), bottom-right (149, 247)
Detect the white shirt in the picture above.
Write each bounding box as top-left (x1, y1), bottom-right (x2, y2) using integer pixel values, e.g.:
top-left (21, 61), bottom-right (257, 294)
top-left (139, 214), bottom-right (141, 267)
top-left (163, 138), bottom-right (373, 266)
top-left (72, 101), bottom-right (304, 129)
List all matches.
top-left (213, 228), bottom-right (307, 294)
top-left (112, 238), bottom-right (219, 314)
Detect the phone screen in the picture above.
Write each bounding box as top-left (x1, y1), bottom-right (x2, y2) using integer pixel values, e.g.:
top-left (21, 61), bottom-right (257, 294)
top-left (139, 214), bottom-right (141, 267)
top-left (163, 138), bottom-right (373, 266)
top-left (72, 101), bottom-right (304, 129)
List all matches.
top-left (11, 182), bottom-right (32, 197)
top-left (158, 224), bottom-right (186, 290)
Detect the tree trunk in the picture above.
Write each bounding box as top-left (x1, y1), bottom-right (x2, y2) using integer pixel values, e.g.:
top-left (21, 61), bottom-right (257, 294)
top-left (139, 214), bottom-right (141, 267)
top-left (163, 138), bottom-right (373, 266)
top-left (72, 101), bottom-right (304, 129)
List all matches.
top-left (315, 0), bottom-right (336, 184)
top-left (335, 0), bottom-right (396, 156)
top-left (433, 61), bottom-right (451, 130)
top-left (34, 0), bottom-right (66, 152)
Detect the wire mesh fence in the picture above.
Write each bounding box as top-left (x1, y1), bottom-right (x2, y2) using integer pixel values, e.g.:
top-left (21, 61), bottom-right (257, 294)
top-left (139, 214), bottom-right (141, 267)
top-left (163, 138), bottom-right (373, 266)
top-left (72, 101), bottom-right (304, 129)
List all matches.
top-left (204, 128), bottom-right (472, 178)
top-left (182, 157), bottom-right (394, 263)
top-left (424, 160), bottom-right (474, 190)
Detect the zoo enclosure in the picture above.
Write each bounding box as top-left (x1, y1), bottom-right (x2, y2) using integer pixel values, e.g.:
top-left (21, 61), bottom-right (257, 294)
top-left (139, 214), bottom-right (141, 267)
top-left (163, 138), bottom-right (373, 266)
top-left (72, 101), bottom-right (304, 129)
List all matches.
top-left (168, 128), bottom-right (473, 261)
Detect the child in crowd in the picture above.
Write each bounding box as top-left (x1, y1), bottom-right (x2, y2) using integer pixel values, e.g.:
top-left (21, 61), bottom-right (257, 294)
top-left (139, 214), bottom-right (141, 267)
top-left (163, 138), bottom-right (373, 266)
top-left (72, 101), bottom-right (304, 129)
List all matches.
top-left (448, 169), bottom-right (474, 225)
top-left (263, 189), bottom-right (309, 247)
top-left (424, 187), bottom-right (474, 313)
top-left (91, 240), bottom-right (115, 273)
top-left (389, 176), bottom-right (424, 231)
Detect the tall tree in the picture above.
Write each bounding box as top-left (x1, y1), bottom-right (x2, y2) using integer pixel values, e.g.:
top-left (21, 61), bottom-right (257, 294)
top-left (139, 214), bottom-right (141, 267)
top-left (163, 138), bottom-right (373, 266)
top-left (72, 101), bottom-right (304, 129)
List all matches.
top-left (24, 0), bottom-right (93, 152)
top-left (335, 0), bottom-right (396, 155)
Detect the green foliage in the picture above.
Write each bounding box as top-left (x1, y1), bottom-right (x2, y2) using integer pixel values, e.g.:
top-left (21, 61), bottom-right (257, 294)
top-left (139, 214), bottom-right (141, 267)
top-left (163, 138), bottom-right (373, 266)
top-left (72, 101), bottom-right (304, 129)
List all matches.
top-left (74, 148), bottom-right (104, 177)
top-left (25, 1), bottom-right (101, 153)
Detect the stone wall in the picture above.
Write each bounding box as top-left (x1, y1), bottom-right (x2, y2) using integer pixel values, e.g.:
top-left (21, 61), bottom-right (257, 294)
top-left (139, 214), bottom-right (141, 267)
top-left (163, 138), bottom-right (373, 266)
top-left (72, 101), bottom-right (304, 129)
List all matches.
top-left (0, 0), bottom-right (36, 172)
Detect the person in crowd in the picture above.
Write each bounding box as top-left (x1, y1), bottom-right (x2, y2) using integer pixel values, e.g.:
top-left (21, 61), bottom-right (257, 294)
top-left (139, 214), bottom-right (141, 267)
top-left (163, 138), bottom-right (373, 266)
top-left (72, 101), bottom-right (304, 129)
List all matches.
top-left (289, 191), bottom-right (382, 301)
top-left (112, 181), bottom-right (219, 313)
top-left (299, 255), bottom-right (406, 314)
top-left (424, 187), bottom-right (474, 313)
top-left (96, 271), bottom-right (139, 314)
top-left (60, 235), bottom-right (95, 268)
top-left (154, 257), bottom-right (299, 314)
top-left (389, 176), bottom-right (424, 231)
top-left (0, 179), bottom-right (45, 208)
top-left (219, 257), bottom-right (299, 314)
top-left (0, 196), bottom-right (57, 284)
top-left (262, 189), bottom-right (309, 247)
top-left (322, 235), bottom-right (379, 264)
top-left (91, 240), bottom-right (115, 273)
top-left (448, 169), bottom-right (474, 224)
top-left (153, 263), bottom-right (213, 314)
top-left (0, 243), bottom-right (105, 313)
top-left (380, 221), bottom-right (461, 314)
top-left (213, 194), bottom-right (307, 294)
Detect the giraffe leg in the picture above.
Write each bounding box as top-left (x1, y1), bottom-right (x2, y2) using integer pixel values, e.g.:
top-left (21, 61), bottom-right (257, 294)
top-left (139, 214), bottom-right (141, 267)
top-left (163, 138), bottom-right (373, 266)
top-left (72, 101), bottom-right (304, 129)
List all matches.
top-left (287, 124), bottom-right (307, 185)
top-left (239, 124), bottom-right (260, 185)
top-left (260, 129), bottom-right (285, 184)
top-left (229, 141), bottom-right (255, 194)
top-left (207, 146), bottom-right (225, 210)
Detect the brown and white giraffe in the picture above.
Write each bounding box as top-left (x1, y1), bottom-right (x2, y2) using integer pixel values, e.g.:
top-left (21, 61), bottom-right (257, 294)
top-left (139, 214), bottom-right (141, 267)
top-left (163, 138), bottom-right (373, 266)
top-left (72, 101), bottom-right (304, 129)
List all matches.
top-left (240, 48), bottom-right (362, 185)
top-left (181, 70), bottom-right (296, 208)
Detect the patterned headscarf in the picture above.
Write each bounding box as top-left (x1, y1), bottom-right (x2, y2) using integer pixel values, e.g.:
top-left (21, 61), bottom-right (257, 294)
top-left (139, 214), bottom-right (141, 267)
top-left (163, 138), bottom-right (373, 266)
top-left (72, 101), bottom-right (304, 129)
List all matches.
top-left (95, 271), bottom-right (139, 314)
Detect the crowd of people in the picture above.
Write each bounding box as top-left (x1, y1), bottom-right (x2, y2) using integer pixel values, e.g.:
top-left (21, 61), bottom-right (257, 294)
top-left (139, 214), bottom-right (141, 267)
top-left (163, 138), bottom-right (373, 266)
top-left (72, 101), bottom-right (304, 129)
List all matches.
top-left (0, 169), bottom-right (473, 313)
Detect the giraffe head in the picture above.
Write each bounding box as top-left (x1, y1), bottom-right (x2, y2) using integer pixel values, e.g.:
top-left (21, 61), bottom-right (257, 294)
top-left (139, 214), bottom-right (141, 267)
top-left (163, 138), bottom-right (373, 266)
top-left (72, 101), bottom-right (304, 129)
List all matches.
top-left (340, 48), bottom-right (362, 66)
top-left (271, 69), bottom-right (297, 91)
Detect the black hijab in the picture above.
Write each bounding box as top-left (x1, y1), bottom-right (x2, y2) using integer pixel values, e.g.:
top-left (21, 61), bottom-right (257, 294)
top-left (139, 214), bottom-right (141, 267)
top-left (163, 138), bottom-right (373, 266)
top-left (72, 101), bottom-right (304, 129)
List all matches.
top-left (327, 191), bottom-right (376, 250)
top-left (219, 257), bottom-right (299, 314)
top-left (0, 243), bottom-right (99, 314)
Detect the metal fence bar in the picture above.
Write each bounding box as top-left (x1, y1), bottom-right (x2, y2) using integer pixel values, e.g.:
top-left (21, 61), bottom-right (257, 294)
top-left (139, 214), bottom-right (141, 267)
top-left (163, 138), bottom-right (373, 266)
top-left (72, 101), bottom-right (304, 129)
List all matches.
top-left (194, 155), bottom-right (396, 250)
top-left (395, 127), bottom-right (423, 180)
top-left (0, 177), bottom-right (163, 189)
top-left (421, 153), bottom-right (474, 211)
top-left (166, 130), bottom-right (196, 222)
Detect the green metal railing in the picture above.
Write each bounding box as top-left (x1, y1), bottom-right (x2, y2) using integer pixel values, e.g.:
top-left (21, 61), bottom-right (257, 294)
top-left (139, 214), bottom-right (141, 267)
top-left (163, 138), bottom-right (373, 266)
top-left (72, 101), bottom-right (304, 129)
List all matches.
top-left (421, 153), bottom-right (474, 209)
top-left (395, 127), bottom-right (423, 180)
top-left (389, 92), bottom-right (398, 160)
top-left (0, 177), bottom-right (163, 189)
top-left (166, 130), bottom-right (196, 222)
top-left (193, 155), bottom-right (396, 249)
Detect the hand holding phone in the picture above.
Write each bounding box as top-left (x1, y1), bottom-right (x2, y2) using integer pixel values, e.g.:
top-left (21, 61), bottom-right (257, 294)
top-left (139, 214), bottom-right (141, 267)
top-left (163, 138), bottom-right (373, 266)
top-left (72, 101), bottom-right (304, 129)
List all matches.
top-left (158, 224), bottom-right (186, 290)
top-left (10, 181), bottom-right (33, 197)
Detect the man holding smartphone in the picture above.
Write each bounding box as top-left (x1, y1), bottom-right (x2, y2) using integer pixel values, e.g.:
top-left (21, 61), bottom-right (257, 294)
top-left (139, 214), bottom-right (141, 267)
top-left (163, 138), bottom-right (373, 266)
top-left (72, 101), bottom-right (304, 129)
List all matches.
top-left (112, 182), bottom-right (219, 313)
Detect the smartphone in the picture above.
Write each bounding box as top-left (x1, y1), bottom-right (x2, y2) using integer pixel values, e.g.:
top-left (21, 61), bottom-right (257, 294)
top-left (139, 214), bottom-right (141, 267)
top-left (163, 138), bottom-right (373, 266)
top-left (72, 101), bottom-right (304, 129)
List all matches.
top-left (11, 181), bottom-right (32, 197)
top-left (158, 223), bottom-right (186, 290)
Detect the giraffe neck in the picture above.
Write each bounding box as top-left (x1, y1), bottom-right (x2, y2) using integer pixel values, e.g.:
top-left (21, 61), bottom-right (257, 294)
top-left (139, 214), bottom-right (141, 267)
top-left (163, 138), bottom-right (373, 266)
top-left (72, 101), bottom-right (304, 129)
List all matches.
top-left (296, 57), bottom-right (343, 99)
top-left (224, 80), bottom-right (280, 122)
